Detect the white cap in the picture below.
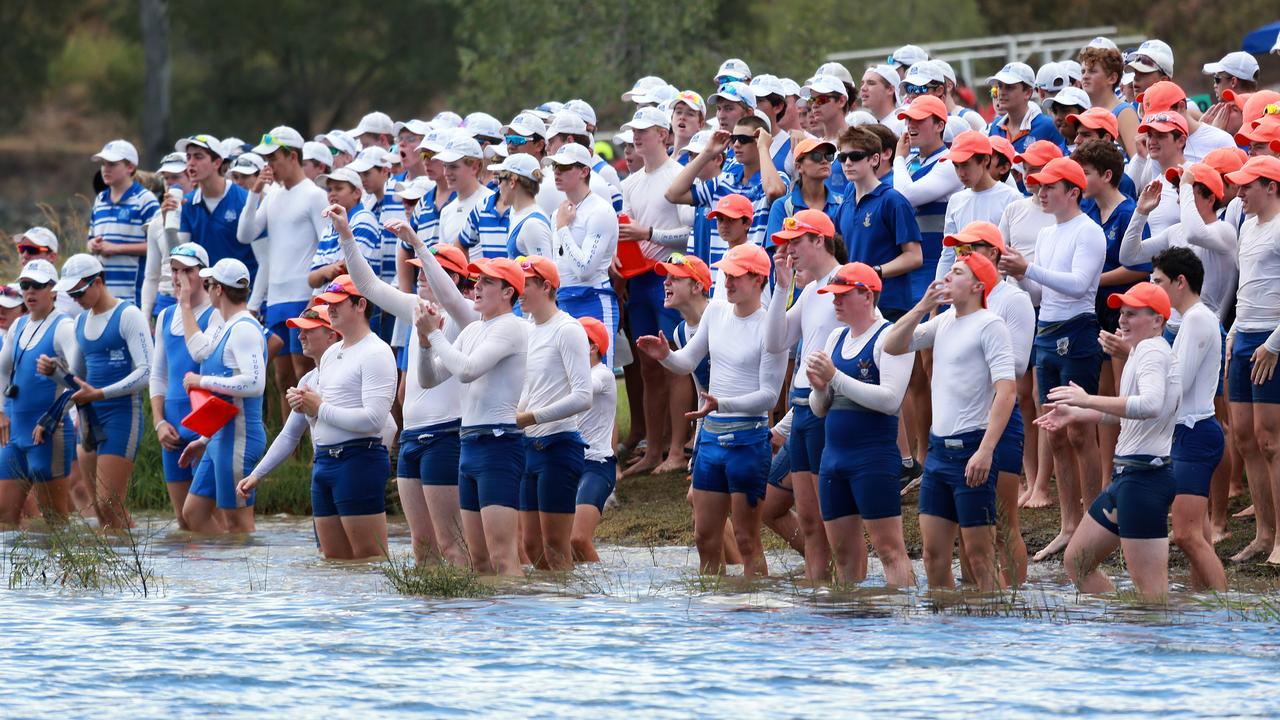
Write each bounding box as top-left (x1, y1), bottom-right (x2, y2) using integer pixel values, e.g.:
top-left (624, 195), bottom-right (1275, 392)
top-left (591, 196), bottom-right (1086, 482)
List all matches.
top-left (253, 126), bottom-right (305, 155)
top-left (546, 142), bottom-right (593, 167)
top-left (749, 74), bottom-right (787, 99)
top-left (801, 75), bottom-right (848, 99)
top-left (988, 62), bottom-right (1036, 86)
top-left (504, 112), bottom-right (548, 139)
top-left (17, 226), bottom-right (58, 252)
top-left (779, 78), bottom-right (802, 97)
top-left (846, 110), bottom-right (878, 126)
top-left (168, 242), bottom-right (210, 268)
top-left (1127, 40), bottom-right (1174, 76)
top-left (904, 61), bottom-right (946, 87)
top-left (200, 258), bottom-right (251, 289)
top-left (0, 284), bottom-right (22, 308)
top-left (303, 141), bottom-right (334, 168)
top-left (716, 58), bottom-right (752, 82)
top-left (320, 130), bottom-right (358, 157)
top-left (53, 254), bottom-right (105, 292)
top-left (1045, 86), bottom-right (1092, 110)
top-left (229, 153), bottom-right (266, 175)
top-left (1202, 51), bottom-right (1259, 81)
top-left (752, 108), bottom-right (773, 131)
top-left (175, 134), bottom-right (223, 157)
top-left (317, 166), bottom-right (364, 190)
top-left (347, 146), bottom-right (394, 172)
top-left (416, 127), bottom-right (454, 154)
top-left (490, 141), bottom-right (509, 160)
top-left (681, 130), bottom-right (715, 156)
top-left (92, 139), bottom-right (139, 165)
top-left (1035, 62), bottom-right (1070, 92)
top-left (487, 153), bottom-right (542, 181)
top-left (867, 64), bottom-right (902, 90)
top-left (563, 99), bottom-right (597, 127)
top-left (392, 176), bottom-right (434, 201)
top-left (889, 45), bottom-right (929, 68)
top-left (710, 81), bottom-right (758, 107)
top-left (19, 259), bottom-right (59, 285)
top-left (156, 152), bottom-right (188, 175)
top-left (621, 106), bottom-right (672, 131)
top-left (622, 76), bottom-right (667, 102)
top-left (1060, 60), bottom-right (1083, 83)
top-left (528, 101), bottom-right (564, 121)
top-left (547, 111), bottom-right (590, 138)
top-left (353, 111), bottom-right (395, 137)
top-left (432, 111), bottom-right (464, 129)
top-left (632, 84), bottom-right (679, 106)
top-left (394, 118), bottom-right (433, 137)
top-left (942, 116), bottom-right (972, 144)
top-left (434, 134), bottom-right (483, 163)
top-left (934, 60), bottom-right (958, 86)
top-left (1087, 36), bottom-right (1119, 51)
top-left (816, 61), bottom-right (854, 86)
top-left (1121, 71), bottom-right (1135, 86)
top-left (220, 137), bottom-right (249, 157)
top-left (613, 129), bottom-right (635, 146)
top-left (463, 112), bottom-right (504, 140)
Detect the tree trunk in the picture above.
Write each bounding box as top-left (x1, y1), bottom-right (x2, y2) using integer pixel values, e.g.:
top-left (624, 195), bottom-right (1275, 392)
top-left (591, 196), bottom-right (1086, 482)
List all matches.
top-left (140, 0), bottom-right (170, 168)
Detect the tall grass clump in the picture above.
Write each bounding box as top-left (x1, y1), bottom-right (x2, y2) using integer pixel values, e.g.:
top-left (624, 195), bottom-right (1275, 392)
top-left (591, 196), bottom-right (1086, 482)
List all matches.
top-left (382, 552), bottom-right (494, 599)
top-left (4, 519), bottom-right (161, 596)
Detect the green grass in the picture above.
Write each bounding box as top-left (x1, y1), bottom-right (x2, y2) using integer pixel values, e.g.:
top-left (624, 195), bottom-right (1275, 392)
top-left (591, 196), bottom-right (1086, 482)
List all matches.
top-left (381, 553), bottom-right (495, 598)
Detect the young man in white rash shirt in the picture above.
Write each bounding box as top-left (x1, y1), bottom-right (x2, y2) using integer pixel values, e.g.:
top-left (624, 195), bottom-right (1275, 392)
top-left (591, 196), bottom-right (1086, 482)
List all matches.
top-left (1148, 248), bottom-right (1227, 590)
top-left (998, 157), bottom-right (1106, 563)
top-left (637, 244), bottom-right (787, 579)
top-left (934, 132), bottom-right (1021, 282)
top-left (764, 209), bottom-right (846, 582)
top-left (510, 255), bottom-right (593, 571)
top-left (571, 317), bottom-right (617, 563)
top-left (414, 257), bottom-right (528, 576)
top-left (238, 126), bottom-right (328, 420)
top-left (884, 252), bottom-right (1015, 592)
top-left (1041, 282), bottom-right (1180, 601)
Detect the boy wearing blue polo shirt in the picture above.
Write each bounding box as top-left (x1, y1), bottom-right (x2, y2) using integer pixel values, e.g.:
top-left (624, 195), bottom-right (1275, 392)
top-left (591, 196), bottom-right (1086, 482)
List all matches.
top-left (174, 134), bottom-right (258, 277)
top-left (987, 62), bottom-right (1066, 154)
top-left (88, 139), bottom-right (159, 303)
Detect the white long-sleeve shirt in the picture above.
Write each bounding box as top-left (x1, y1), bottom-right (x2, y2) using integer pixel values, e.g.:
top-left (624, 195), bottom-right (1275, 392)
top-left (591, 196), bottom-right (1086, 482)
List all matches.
top-left (0, 313), bottom-right (76, 399)
top-left (659, 301), bottom-right (786, 417)
top-left (620, 159), bottom-right (691, 261)
top-left (998, 196), bottom-right (1053, 307)
top-left (579, 362), bottom-right (617, 461)
top-left (1172, 302), bottom-right (1219, 427)
top-left (149, 300), bottom-right (212, 398)
top-left (936, 182), bottom-right (1022, 281)
top-left (809, 319), bottom-right (913, 417)
top-left (891, 151), bottom-right (963, 207)
top-left (985, 280), bottom-right (1035, 377)
top-left (908, 308), bottom-right (1015, 437)
top-left (537, 171), bottom-right (622, 220)
top-left (1023, 213), bottom-right (1106, 323)
top-left (236, 179), bottom-right (328, 306)
top-left (68, 302), bottom-right (153, 399)
top-left (182, 309), bottom-right (267, 398)
top-left (437, 185), bottom-right (493, 249)
top-left (312, 333), bottom-right (397, 446)
top-left (1114, 337), bottom-right (1180, 457)
top-left (763, 264), bottom-right (840, 391)
top-left (1233, 215), bottom-right (1280, 353)
top-left (551, 191), bottom-right (618, 290)
top-left (140, 218), bottom-right (175, 319)
top-left (419, 313), bottom-right (527, 427)
top-left (518, 310), bottom-right (592, 437)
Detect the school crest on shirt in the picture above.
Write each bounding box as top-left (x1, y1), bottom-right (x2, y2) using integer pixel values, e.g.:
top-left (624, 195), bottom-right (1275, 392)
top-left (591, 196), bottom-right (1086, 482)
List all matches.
top-left (223, 209), bottom-right (238, 222)
top-left (863, 212), bottom-right (871, 228)
top-left (116, 207), bottom-right (132, 221)
top-left (857, 358), bottom-right (873, 379)
top-left (1108, 228), bottom-right (1116, 241)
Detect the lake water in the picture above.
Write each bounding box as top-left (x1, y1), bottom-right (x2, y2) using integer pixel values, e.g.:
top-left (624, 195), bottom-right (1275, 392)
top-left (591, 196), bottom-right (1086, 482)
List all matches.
top-left (2, 515), bottom-right (1278, 718)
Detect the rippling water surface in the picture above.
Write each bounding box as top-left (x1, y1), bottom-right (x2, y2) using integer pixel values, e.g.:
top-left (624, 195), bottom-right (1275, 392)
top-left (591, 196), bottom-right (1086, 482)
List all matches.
top-left (2, 515), bottom-right (1278, 718)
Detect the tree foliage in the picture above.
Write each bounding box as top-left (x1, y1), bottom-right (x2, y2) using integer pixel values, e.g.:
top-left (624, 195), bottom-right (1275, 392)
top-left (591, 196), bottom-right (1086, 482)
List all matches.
top-left (0, 1), bottom-right (84, 125)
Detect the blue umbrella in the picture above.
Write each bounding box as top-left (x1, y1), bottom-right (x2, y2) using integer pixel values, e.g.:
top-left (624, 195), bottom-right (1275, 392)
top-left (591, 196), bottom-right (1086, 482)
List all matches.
top-left (1242, 21), bottom-right (1280, 54)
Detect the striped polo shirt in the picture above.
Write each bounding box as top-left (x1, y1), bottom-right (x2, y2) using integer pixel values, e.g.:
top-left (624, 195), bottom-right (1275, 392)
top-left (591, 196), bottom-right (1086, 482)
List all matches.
top-left (692, 164), bottom-right (791, 249)
top-left (459, 193), bottom-right (511, 259)
top-left (371, 193), bottom-right (407, 283)
top-left (89, 181), bottom-right (159, 301)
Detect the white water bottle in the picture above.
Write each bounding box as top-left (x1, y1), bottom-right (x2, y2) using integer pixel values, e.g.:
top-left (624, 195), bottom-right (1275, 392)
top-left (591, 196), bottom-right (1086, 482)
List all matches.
top-left (164, 187), bottom-right (183, 232)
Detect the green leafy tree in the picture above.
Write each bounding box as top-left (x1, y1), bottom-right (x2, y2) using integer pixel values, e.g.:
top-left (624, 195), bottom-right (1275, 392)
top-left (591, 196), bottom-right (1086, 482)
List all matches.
top-left (0, 1), bottom-right (84, 125)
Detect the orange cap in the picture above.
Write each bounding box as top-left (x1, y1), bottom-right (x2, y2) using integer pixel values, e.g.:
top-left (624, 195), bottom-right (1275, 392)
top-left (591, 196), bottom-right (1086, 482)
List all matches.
top-left (315, 274), bottom-right (363, 304)
top-left (655, 252), bottom-right (713, 291)
top-left (1137, 80), bottom-right (1187, 113)
top-left (579, 316), bottom-right (610, 357)
top-left (713, 243), bottom-right (771, 277)
top-left (1225, 155), bottom-right (1280, 186)
top-left (988, 136), bottom-right (1017, 165)
top-left (1201, 147), bottom-right (1248, 177)
top-left (1234, 90), bottom-right (1280, 124)
top-left (771, 208), bottom-right (836, 245)
top-left (1107, 281), bottom-right (1171, 320)
top-left (408, 244), bottom-right (471, 277)
top-left (1138, 111), bottom-right (1188, 135)
top-left (286, 303), bottom-right (339, 333)
top-left (1013, 140), bottom-right (1063, 168)
top-left (944, 221), bottom-right (1006, 254)
top-left (961, 252), bottom-right (999, 307)
top-left (817, 262), bottom-right (882, 294)
top-left (467, 257), bottom-right (526, 295)
top-left (896, 95), bottom-right (948, 122)
top-left (515, 254), bottom-right (561, 289)
top-left (1235, 115), bottom-right (1280, 146)
top-left (1026, 157), bottom-right (1087, 190)
top-left (1167, 163), bottom-right (1224, 200)
top-left (947, 131), bottom-right (993, 163)
top-left (706, 193), bottom-right (754, 221)
top-left (1066, 107), bottom-right (1119, 140)
top-left (793, 137), bottom-right (836, 160)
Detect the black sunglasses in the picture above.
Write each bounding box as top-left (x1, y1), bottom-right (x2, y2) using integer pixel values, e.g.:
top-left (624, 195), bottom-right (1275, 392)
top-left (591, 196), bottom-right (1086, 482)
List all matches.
top-left (837, 150), bottom-right (871, 163)
top-left (67, 274), bottom-right (100, 298)
top-left (802, 150), bottom-right (835, 164)
top-left (19, 280), bottom-right (52, 291)
top-left (729, 134), bottom-right (756, 146)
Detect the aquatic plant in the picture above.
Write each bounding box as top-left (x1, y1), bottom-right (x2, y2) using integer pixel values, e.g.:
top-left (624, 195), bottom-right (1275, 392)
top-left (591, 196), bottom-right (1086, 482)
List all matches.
top-left (1194, 592), bottom-right (1280, 623)
top-left (381, 552), bottom-right (494, 598)
top-left (3, 519), bottom-right (161, 596)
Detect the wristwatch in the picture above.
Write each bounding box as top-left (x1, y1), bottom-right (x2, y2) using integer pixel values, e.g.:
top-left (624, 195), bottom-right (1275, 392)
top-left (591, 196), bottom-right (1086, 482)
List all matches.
top-left (873, 265), bottom-right (883, 278)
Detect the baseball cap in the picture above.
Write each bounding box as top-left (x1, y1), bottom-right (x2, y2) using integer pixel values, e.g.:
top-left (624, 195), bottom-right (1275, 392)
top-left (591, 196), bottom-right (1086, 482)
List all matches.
top-left (793, 137), bottom-right (836, 160)
top-left (155, 150), bottom-right (187, 173)
top-left (487, 153), bottom-right (542, 181)
top-left (1169, 163), bottom-right (1225, 200)
top-left (229, 153), bottom-right (266, 176)
top-left (1060, 60), bottom-right (1084, 84)
top-left (416, 127), bottom-right (455, 154)
top-left (897, 95), bottom-right (948, 122)
top-left (779, 78), bottom-right (803, 98)
top-left (1138, 80), bottom-right (1187, 113)
top-left (944, 221), bottom-right (1006, 254)
top-left (468, 257), bottom-right (525, 294)
top-left (1045, 87), bottom-right (1092, 110)
top-left (671, 90), bottom-right (707, 116)
top-left (801, 75), bottom-right (847, 100)
top-left (315, 275), bottom-right (362, 304)
top-left (317, 166), bottom-right (364, 191)
top-left (681, 130), bottom-right (714, 157)
top-left (353, 111), bottom-right (395, 137)
top-left (716, 58), bottom-right (752, 82)
top-left (632, 84), bottom-right (679, 106)
top-left (175, 134), bottom-right (223, 157)
top-left (546, 142), bottom-right (593, 167)
top-left (563, 99), bottom-right (597, 127)
top-left (888, 45), bottom-right (929, 68)
top-left (1014, 140), bottom-right (1064, 167)
top-left (713, 243), bottom-right (771, 277)
top-left (516, 255), bottom-right (560, 288)
top-left (815, 61), bottom-right (855, 86)
top-left (504, 112), bottom-right (548, 139)
top-left (1066, 107), bottom-right (1119, 139)
top-left (654, 252), bottom-right (712, 291)
top-left (771, 208), bottom-right (836, 245)
top-left (19, 258), bottom-right (59, 285)
top-left (1202, 146), bottom-right (1249, 176)
top-left (947, 131), bottom-right (994, 163)
top-left (434, 134), bottom-right (484, 163)
top-left (407, 244), bottom-right (471, 277)
top-left (988, 136), bottom-right (1018, 165)
top-left (579, 316), bottom-right (610, 356)
top-left (1086, 36), bottom-right (1119, 51)
top-left (463, 112), bottom-right (504, 141)
top-left (816, 262), bottom-right (882, 294)
top-left (286, 304), bottom-right (337, 332)
top-left (302, 141), bottom-right (334, 168)
top-left (706, 193), bottom-right (753, 220)
top-left (988, 62), bottom-right (1035, 87)
top-left (1138, 111), bottom-right (1189, 135)
top-left (0, 284), bottom-right (23, 308)
top-left (622, 76), bottom-right (668, 102)
top-left (93, 139), bottom-right (139, 165)
top-left (1239, 91), bottom-right (1280, 125)
top-left (432, 111), bottom-right (463, 129)
top-left (1127, 40), bottom-right (1174, 76)
top-left (321, 130), bottom-right (359, 157)
top-left (961, 252), bottom-right (1000, 307)
top-left (546, 112), bottom-right (589, 139)
top-left (1107, 281), bottom-right (1171, 320)
top-left (1225, 155), bottom-right (1280, 186)
top-left (253, 126), bottom-right (305, 155)
top-left (347, 147), bottom-right (394, 172)
top-left (866, 64), bottom-right (902, 91)
top-left (527, 101), bottom-right (565, 122)
top-left (392, 177), bottom-right (433, 202)
top-left (710, 81), bottom-right (758, 108)
top-left (168, 242), bottom-right (210, 268)
top-left (621, 106), bottom-right (672, 132)
top-left (1026, 157), bottom-right (1088, 189)
top-left (17, 226), bottom-right (58, 253)
top-left (904, 61), bottom-right (946, 87)
top-left (749, 74), bottom-right (786, 100)
top-left (394, 118), bottom-right (433, 137)
top-left (614, 129), bottom-right (635, 146)
top-left (200, 258), bottom-right (251, 289)
top-left (1203, 52), bottom-right (1259, 81)
top-left (1235, 116), bottom-right (1280, 147)
top-left (1035, 62), bottom-right (1070, 93)
top-left (53, 253), bottom-right (105, 292)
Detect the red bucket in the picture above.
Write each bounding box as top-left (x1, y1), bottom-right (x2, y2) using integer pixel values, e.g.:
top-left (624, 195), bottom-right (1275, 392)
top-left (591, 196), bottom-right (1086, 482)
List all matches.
top-left (616, 240), bottom-right (656, 279)
top-left (181, 389), bottom-right (239, 437)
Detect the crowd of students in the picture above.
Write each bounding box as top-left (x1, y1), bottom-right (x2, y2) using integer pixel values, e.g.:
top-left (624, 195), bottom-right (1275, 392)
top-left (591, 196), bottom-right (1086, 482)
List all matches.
top-left (2, 34), bottom-right (1279, 597)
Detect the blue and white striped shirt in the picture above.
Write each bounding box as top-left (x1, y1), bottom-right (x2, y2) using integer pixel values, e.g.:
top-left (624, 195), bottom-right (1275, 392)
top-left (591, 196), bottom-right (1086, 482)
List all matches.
top-left (692, 165), bottom-right (791, 248)
top-left (408, 186), bottom-right (455, 247)
top-left (311, 202), bottom-right (381, 273)
top-left (89, 182), bottom-right (159, 302)
top-left (459, 193), bottom-right (511, 260)
top-left (371, 193), bottom-right (407, 283)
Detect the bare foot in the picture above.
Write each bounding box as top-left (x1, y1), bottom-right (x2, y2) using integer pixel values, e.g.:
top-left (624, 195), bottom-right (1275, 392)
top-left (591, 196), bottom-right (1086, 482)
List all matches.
top-left (1021, 490), bottom-right (1054, 509)
top-left (1211, 529), bottom-right (1231, 545)
top-left (652, 456), bottom-right (687, 475)
top-left (1230, 538), bottom-right (1271, 563)
top-left (623, 454), bottom-right (662, 477)
top-left (1233, 504), bottom-right (1255, 519)
top-left (1266, 548), bottom-right (1280, 565)
top-left (1032, 531), bottom-right (1072, 562)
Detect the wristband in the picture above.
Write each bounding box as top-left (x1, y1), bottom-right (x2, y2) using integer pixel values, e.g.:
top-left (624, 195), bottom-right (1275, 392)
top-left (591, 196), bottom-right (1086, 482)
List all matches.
top-left (154, 420), bottom-right (168, 432)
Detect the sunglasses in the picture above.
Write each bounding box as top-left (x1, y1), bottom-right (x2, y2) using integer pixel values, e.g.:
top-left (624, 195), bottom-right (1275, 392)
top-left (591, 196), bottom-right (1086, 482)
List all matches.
top-left (666, 252), bottom-right (691, 266)
top-left (730, 134), bottom-right (756, 146)
top-left (259, 133), bottom-right (288, 147)
top-left (809, 94), bottom-right (839, 107)
top-left (16, 244), bottom-right (48, 254)
top-left (951, 242), bottom-right (992, 255)
top-left (171, 245), bottom-right (202, 260)
top-left (801, 150), bottom-right (834, 164)
top-left (418, 149), bottom-right (437, 161)
top-left (904, 83), bottom-right (935, 96)
top-left (67, 274), bottom-right (99, 298)
top-left (505, 135), bottom-right (533, 147)
top-left (1212, 74), bottom-right (1232, 85)
top-left (782, 217), bottom-right (825, 235)
top-left (0, 286), bottom-right (20, 298)
top-left (19, 280), bottom-right (52, 291)
top-left (836, 150), bottom-right (871, 163)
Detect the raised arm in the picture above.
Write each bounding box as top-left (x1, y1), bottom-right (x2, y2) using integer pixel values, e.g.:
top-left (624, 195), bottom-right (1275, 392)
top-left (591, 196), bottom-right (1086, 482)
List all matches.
top-left (1178, 183), bottom-right (1237, 255)
top-left (1023, 229), bottom-right (1105, 298)
top-left (427, 317), bottom-right (525, 384)
top-left (340, 218), bottom-right (417, 321)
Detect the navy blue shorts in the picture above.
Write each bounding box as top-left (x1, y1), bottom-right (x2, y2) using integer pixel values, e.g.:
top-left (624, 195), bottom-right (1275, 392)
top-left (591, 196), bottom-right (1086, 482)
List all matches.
top-left (766, 443), bottom-right (792, 490)
top-left (397, 420), bottom-right (461, 486)
top-left (80, 399), bottom-right (145, 461)
top-left (458, 429), bottom-right (524, 512)
top-left (0, 414), bottom-right (75, 483)
top-left (1172, 419), bottom-right (1224, 498)
top-left (787, 402), bottom-right (826, 474)
top-left (918, 430), bottom-right (998, 528)
top-left (1228, 330), bottom-right (1280, 404)
top-left (576, 457), bottom-right (617, 512)
top-left (1088, 457), bottom-right (1174, 538)
top-left (692, 420), bottom-right (770, 505)
top-left (266, 300), bottom-right (308, 356)
top-left (625, 271), bottom-right (681, 340)
top-left (520, 431), bottom-right (586, 514)
top-left (994, 403), bottom-right (1024, 475)
top-left (311, 441), bottom-right (390, 517)
top-left (161, 423), bottom-right (203, 483)
top-left (819, 458), bottom-right (901, 521)
top-left (1034, 314), bottom-right (1103, 404)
